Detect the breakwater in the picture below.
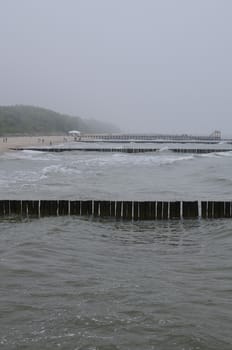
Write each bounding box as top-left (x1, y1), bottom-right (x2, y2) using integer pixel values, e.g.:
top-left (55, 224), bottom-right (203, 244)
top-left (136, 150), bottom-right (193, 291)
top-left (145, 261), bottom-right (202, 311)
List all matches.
top-left (11, 147), bottom-right (159, 153)
top-left (11, 147), bottom-right (232, 153)
top-left (1, 200), bottom-right (231, 220)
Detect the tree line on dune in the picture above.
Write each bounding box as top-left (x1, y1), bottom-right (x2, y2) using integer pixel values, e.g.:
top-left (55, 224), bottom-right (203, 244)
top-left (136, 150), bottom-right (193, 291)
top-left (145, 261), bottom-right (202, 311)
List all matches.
top-left (0, 105), bottom-right (120, 136)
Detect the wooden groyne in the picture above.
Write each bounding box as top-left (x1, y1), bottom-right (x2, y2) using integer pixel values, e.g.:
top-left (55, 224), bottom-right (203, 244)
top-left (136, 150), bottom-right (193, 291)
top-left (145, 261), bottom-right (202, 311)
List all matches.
top-left (11, 147), bottom-right (232, 154)
top-left (11, 147), bottom-right (159, 153)
top-left (1, 200), bottom-right (232, 220)
top-left (171, 149), bottom-right (232, 154)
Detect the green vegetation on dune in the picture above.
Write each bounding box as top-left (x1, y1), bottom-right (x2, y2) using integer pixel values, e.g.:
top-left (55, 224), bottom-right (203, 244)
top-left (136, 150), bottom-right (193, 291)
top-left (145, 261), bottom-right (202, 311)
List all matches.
top-left (0, 105), bottom-right (120, 136)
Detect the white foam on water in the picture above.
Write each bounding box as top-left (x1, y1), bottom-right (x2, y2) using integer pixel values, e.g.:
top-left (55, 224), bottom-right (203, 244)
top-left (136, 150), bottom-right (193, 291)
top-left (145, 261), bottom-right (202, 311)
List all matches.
top-left (215, 151), bottom-right (232, 157)
top-left (65, 152), bottom-right (196, 169)
top-left (197, 151), bottom-right (232, 159)
top-left (0, 150), bottom-right (59, 162)
top-left (41, 164), bottom-right (82, 177)
top-left (158, 146), bottom-right (169, 152)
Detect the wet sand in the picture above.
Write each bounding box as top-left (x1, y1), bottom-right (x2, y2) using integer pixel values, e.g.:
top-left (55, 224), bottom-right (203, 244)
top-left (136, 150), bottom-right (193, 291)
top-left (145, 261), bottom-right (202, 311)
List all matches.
top-left (0, 135), bottom-right (72, 152)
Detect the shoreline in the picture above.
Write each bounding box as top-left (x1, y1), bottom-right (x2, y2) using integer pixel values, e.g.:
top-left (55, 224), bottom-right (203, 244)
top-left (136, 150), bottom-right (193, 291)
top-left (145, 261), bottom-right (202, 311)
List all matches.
top-left (0, 135), bottom-right (73, 153)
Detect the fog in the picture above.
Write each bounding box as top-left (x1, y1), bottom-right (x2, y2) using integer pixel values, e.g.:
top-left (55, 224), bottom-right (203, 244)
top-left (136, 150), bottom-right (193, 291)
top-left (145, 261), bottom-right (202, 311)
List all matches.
top-left (0, 0), bottom-right (232, 135)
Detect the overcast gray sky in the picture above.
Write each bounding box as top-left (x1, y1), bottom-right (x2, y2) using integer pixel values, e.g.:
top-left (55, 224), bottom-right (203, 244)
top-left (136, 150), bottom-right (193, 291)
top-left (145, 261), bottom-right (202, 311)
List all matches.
top-left (0, 0), bottom-right (232, 134)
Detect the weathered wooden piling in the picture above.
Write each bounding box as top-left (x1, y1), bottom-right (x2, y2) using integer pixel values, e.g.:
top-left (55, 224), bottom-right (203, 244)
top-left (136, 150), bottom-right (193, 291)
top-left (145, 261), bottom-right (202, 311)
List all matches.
top-left (93, 200), bottom-right (100, 216)
top-left (201, 201), bottom-right (207, 219)
top-left (116, 201), bottom-right (122, 218)
top-left (207, 202), bottom-right (213, 219)
top-left (149, 201), bottom-right (156, 220)
top-left (169, 201), bottom-right (181, 219)
top-left (162, 202), bottom-right (169, 220)
top-left (10, 200), bottom-right (22, 216)
top-left (0, 200), bottom-right (4, 216)
top-left (182, 201), bottom-right (199, 219)
top-left (99, 201), bottom-right (111, 217)
top-left (156, 201), bottom-right (163, 220)
top-left (213, 201), bottom-right (225, 218)
top-left (133, 201), bottom-right (139, 220)
top-left (139, 201), bottom-right (146, 220)
top-left (225, 202), bottom-right (231, 218)
top-left (0, 200), bottom-right (10, 216)
top-left (3, 200), bottom-right (10, 216)
top-left (58, 200), bottom-right (69, 216)
top-left (70, 201), bottom-right (81, 215)
top-left (122, 201), bottom-right (133, 220)
top-left (81, 200), bottom-right (92, 216)
top-left (40, 200), bottom-right (58, 217)
top-left (22, 200), bottom-right (39, 217)
top-left (110, 201), bottom-right (116, 217)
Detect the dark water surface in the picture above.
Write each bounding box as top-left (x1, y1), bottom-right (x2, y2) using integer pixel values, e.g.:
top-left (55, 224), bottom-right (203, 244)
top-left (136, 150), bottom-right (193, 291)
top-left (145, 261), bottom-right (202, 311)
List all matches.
top-left (1, 144), bottom-right (232, 349)
top-left (1, 218), bottom-right (232, 349)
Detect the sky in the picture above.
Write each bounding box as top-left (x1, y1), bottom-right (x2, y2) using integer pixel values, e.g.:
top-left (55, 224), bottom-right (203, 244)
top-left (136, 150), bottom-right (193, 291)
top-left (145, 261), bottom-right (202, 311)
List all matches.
top-left (0, 0), bottom-right (232, 135)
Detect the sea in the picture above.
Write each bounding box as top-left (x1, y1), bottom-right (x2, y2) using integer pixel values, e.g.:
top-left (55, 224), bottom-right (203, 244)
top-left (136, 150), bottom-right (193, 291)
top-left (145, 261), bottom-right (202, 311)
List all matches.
top-left (0, 142), bottom-right (232, 350)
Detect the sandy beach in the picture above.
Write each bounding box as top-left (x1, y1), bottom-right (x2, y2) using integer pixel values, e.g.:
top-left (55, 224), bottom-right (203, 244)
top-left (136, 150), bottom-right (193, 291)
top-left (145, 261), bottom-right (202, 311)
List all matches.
top-left (0, 135), bottom-right (73, 152)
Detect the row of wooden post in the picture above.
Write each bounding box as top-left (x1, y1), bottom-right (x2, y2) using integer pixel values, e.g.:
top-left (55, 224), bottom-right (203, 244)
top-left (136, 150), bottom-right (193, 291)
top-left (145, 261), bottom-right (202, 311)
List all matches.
top-left (172, 149), bottom-right (230, 154)
top-left (0, 200), bottom-right (232, 219)
top-left (12, 147), bottom-right (232, 154)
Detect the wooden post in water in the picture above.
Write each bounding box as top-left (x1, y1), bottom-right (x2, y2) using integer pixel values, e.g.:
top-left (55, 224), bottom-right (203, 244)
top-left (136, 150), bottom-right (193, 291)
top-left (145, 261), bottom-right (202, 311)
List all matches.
top-left (21, 201), bottom-right (28, 217)
top-left (93, 200), bottom-right (100, 216)
top-left (183, 201), bottom-right (199, 219)
top-left (70, 201), bottom-right (81, 216)
top-left (139, 202), bottom-right (146, 220)
top-left (213, 201), bottom-right (225, 218)
top-left (58, 200), bottom-right (69, 216)
top-left (156, 202), bottom-right (163, 220)
top-left (110, 201), bottom-right (116, 217)
top-left (116, 201), bottom-right (122, 218)
top-left (163, 202), bottom-right (169, 220)
top-left (150, 201), bottom-right (156, 220)
top-left (3, 200), bottom-right (10, 216)
top-left (0, 200), bottom-right (4, 216)
top-left (201, 201), bottom-right (207, 218)
top-left (225, 202), bottom-right (231, 218)
top-left (99, 201), bottom-right (111, 217)
top-left (133, 201), bottom-right (139, 220)
top-left (40, 200), bottom-right (58, 217)
top-left (10, 200), bottom-right (22, 216)
top-left (81, 200), bottom-right (92, 216)
top-left (122, 201), bottom-right (132, 220)
top-left (207, 202), bottom-right (213, 218)
top-left (22, 200), bottom-right (39, 217)
top-left (169, 201), bottom-right (181, 219)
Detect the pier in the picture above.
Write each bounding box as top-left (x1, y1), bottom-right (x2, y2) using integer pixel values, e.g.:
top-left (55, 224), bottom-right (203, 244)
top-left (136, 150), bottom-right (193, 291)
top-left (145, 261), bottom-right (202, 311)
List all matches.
top-left (79, 130), bottom-right (222, 142)
top-left (1, 200), bottom-right (232, 220)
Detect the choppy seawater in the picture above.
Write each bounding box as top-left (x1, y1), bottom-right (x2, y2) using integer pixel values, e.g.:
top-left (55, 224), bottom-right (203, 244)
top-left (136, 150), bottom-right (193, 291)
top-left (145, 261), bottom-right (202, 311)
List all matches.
top-left (1, 143), bottom-right (232, 349)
